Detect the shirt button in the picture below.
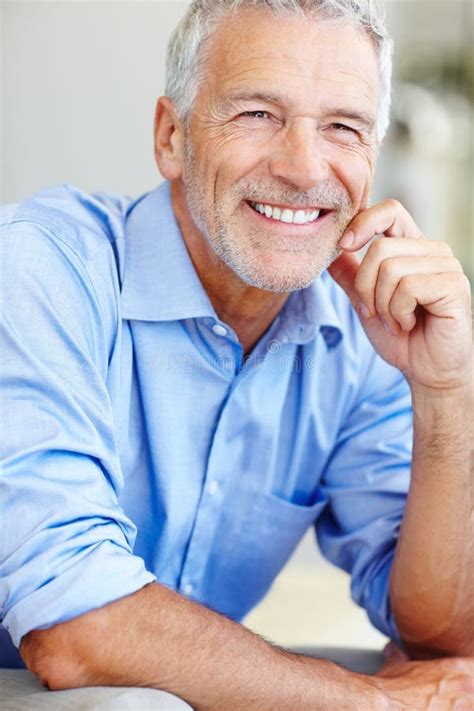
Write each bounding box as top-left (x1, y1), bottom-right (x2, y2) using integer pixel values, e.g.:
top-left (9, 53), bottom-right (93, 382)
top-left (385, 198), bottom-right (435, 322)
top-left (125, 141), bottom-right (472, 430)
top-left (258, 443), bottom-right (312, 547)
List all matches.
top-left (212, 323), bottom-right (227, 337)
top-left (183, 583), bottom-right (194, 595)
top-left (208, 480), bottom-right (219, 496)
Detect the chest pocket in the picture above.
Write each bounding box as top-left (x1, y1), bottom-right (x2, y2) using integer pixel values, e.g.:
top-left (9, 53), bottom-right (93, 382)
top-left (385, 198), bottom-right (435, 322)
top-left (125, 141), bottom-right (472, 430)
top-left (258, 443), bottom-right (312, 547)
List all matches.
top-left (199, 485), bottom-right (327, 620)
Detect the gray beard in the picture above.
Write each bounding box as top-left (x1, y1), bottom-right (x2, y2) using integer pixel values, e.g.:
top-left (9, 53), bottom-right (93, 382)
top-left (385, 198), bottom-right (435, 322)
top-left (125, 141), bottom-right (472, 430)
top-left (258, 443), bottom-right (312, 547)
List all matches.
top-left (182, 139), bottom-right (353, 292)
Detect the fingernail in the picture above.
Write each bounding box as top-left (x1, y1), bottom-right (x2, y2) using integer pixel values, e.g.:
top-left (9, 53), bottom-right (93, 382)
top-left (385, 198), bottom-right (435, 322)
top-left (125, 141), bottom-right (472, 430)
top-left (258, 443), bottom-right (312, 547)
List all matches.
top-left (359, 302), bottom-right (371, 318)
top-left (339, 231), bottom-right (354, 248)
top-left (382, 320), bottom-right (392, 335)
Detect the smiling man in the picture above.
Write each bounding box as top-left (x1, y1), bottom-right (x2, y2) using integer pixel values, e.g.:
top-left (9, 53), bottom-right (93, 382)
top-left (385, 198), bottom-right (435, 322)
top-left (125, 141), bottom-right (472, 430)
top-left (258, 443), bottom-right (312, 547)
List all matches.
top-left (1, 1), bottom-right (473, 709)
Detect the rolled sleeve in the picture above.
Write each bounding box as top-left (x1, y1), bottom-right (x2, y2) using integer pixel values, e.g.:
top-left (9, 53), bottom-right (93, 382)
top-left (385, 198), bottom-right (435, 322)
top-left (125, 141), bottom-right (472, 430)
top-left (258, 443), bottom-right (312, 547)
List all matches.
top-left (315, 352), bottom-right (412, 642)
top-left (0, 219), bottom-right (156, 648)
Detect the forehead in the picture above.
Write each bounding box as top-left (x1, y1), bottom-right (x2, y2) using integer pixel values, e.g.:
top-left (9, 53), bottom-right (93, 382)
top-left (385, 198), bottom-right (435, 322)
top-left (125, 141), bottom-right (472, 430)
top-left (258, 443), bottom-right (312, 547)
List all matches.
top-left (200, 9), bottom-right (379, 111)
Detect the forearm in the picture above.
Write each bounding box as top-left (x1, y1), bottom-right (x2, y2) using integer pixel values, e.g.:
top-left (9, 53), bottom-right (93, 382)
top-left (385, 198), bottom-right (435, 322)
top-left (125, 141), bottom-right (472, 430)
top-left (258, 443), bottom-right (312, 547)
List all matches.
top-left (20, 581), bottom-right (378, 711)
top-left (389, 383), bottom-right (474, 656)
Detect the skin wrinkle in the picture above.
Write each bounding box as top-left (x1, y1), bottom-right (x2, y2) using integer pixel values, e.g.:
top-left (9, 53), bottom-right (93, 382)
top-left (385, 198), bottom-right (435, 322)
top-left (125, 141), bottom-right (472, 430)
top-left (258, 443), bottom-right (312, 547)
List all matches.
top-left (216, 97), bottom-right (376, 138)
top-left (218, 66), bottom-right (376, 107)
top-left (194, 11), bottom-right (381, 112)
top-left (167, 11), bottom-right (379, 348)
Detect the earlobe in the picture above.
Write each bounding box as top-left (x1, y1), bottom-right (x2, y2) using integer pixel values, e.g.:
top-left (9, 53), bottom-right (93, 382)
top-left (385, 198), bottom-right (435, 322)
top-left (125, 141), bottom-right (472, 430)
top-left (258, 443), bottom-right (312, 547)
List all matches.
top-left (154, 96), bottom-right (184, 181)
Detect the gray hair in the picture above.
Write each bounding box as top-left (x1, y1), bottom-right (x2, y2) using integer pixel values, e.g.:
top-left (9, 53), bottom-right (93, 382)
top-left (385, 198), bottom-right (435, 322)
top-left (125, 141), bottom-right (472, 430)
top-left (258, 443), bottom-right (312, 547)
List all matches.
top-left (165, 0), bottom-right (393, 142)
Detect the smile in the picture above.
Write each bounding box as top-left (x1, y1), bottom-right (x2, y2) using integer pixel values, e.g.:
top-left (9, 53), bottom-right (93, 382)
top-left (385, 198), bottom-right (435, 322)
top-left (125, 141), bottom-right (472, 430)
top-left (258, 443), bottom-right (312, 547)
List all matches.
top-left (248, 201), bottom-right (330, 225)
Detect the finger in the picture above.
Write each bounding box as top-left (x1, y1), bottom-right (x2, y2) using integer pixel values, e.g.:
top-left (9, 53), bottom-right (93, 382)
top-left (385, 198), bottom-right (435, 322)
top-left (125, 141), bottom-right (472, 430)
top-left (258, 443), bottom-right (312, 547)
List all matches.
top-left (327, 250), bottom-right (362, 305)
top-left (453, 699), bottom-right (474, 711)
top-left (374, 256), bottom-right (464, 335)
top-left (383, 641), bottom-right (410, 663)
top-left (354, 238), bottom-right (453, 317)
top-left (389, 272), bottom-right (471, 330)
top-left (339, 199), bottom-right (424, 251)
top-left (377, 642), bottom-right (410, 674)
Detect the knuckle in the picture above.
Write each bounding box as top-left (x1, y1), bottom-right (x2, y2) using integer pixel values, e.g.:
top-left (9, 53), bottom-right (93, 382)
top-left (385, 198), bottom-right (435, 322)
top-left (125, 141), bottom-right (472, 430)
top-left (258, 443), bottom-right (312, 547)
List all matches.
top-left (457, 673), bottom-right (474, 693)
top-left (384, 198), bottom-right (402, 212)
top-left (368, 238), bottom-right (386, 260)
top-left (458, 273), bottom-right (471, 292)
top-left (451, 257), bottom-right (464, 273)
top-left (379, 258), bottom-right (399, 281)
top-left (443, 658), bottom-right (471, 674)
top-left (398, 275), bottom-right (415, 295)
top-left (440, 672), bottom-right (474, 695)
top-left (438, 241), bottom-right (454, 257)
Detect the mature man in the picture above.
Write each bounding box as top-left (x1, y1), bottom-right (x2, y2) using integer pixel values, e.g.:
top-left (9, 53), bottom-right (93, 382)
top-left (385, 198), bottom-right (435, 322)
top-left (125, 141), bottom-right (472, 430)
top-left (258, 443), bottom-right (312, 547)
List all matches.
top-left (1, 0), bottom-right (473, 708)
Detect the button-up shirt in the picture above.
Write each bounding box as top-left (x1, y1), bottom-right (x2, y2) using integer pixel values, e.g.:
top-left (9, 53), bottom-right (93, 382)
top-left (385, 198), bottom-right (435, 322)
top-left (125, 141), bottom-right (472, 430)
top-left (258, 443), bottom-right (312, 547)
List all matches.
top-left (0, 181), bottom-right (412, 667)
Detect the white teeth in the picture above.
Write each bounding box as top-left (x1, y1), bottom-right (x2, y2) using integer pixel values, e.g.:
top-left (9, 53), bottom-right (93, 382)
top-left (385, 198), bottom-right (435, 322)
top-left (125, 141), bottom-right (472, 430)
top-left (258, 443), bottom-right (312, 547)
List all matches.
top-left (252, 202), bottom-right (321, 224)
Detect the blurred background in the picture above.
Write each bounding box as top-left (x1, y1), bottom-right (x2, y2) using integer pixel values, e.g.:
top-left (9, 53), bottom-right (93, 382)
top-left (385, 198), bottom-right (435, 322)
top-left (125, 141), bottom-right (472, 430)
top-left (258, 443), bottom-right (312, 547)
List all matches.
top-left (1, 0), bottom-right (472, 651)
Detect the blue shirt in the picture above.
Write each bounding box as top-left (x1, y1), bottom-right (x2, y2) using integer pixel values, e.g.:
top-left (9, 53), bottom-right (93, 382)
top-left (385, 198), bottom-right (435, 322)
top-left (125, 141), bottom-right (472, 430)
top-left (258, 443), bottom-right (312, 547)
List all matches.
top-left (0, 181), bottom-right (412, 668)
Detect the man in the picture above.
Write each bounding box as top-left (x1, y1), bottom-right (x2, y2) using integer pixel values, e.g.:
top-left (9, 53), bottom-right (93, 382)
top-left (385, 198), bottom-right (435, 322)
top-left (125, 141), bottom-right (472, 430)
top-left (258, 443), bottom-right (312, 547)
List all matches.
top-left (1, 0), bottom-right (473, 708)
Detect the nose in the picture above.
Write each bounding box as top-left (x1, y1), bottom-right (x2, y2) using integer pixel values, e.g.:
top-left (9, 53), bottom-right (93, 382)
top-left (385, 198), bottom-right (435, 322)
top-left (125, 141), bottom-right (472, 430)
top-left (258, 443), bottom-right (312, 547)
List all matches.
top-left (268, 118), bottom-right (329, 191)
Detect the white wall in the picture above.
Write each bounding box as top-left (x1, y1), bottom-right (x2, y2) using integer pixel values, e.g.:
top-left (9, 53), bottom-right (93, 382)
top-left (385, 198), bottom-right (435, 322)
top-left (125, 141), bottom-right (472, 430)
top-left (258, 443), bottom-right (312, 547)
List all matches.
top-left (1, 0), bottom-right (190, 203)
top-left (1, 0), bottom-right (471, 211)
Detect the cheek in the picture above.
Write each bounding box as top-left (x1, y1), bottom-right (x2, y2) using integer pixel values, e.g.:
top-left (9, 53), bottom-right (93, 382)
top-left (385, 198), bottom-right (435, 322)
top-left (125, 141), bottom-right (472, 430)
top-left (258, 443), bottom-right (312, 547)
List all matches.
top-left (332, 152), bottom-right (374, 210)
top-left (212, 140), bottom-right (269, 196)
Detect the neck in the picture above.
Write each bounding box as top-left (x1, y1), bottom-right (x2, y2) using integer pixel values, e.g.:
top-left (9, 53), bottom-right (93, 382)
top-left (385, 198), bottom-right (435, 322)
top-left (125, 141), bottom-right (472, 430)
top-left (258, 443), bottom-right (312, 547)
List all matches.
top-left (170, 180), bottom-right (289, 355)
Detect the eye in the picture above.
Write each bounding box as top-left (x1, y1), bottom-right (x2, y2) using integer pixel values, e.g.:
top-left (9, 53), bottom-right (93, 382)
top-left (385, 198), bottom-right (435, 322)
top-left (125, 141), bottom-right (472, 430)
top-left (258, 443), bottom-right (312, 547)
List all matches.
top-left (329, 123), bottom-right (357, 133)
top-left (239, 110), bottom-right (272, 120)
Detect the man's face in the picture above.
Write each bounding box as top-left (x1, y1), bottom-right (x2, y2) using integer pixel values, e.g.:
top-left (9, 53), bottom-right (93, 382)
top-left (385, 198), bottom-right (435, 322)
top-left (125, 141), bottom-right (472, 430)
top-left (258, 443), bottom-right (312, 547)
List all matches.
top-left (181, 9), bottom-right (380, 292)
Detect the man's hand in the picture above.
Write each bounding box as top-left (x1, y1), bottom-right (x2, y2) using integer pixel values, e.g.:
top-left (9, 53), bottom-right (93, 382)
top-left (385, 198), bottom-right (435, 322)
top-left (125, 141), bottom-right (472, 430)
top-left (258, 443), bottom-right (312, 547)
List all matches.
top-left (329, 199), bottom-right (472, 393)
top-left (368, 642), bottom-right (474, 710)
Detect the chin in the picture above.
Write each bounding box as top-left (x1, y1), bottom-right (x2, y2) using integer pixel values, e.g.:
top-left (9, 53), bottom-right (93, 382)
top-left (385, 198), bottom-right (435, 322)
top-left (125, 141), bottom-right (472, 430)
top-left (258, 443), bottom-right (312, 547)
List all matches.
top-left (233, 255), bottom-right (334, 293)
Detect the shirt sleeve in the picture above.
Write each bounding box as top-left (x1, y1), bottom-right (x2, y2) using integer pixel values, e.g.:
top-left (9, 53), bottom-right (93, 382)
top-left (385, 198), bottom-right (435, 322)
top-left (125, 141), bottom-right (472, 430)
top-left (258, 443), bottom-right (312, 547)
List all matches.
top-left (315, 349), bottom-right (413, 643)
top-left (0, 219), bottom-right (156, 649)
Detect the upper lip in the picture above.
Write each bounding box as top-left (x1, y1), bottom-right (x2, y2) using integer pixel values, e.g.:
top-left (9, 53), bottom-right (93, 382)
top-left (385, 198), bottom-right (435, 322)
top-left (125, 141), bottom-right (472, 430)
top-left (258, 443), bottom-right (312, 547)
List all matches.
top-left (248, 200), bottom-right (331, 211)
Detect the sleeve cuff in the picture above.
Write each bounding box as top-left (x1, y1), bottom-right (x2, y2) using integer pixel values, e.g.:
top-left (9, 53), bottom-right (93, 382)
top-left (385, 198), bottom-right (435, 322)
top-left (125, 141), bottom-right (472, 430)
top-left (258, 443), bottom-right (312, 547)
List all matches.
top-left (3, 540), bottom-right (157, 648)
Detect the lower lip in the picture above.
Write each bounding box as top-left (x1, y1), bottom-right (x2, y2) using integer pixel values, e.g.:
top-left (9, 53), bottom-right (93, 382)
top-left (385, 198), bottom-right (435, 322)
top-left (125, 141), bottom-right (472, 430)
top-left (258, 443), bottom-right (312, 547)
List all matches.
top-left (244, 201), bottom-right (334, 230)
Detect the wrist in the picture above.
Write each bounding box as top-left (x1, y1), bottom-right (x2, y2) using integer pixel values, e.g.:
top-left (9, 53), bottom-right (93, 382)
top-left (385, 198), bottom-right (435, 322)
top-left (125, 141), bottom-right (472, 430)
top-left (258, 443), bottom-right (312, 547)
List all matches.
top-left (295, 655), bottom-right (383, 711)
top-left (410, 380), bottom-right (472, 418)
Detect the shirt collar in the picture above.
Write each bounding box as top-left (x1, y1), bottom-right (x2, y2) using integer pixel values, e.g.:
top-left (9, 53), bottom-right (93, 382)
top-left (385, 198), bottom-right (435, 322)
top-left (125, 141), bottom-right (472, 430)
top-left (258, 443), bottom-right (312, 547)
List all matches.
top-left (275, 274), bottom-right (343, 349)
top-left (120, 181), bottom-right (216, 322)
top-left (120, 180), bottom-right (343, 350)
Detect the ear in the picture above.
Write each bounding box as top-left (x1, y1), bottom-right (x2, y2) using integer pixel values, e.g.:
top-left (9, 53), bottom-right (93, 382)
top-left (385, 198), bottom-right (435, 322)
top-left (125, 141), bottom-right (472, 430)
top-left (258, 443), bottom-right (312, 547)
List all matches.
top-left (154, 96), bottom-right (185, 180)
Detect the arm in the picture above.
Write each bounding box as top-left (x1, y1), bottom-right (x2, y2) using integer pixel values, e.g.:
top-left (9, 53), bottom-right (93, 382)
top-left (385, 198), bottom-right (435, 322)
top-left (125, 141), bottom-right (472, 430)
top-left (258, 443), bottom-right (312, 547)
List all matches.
top-left (20, 581), bottom-right (372, 711)
top-left (0, 217), bottom-right (154, 649)
top-left (389, 383), bottom-right (473, 656)
top-left (332, 199), bottom-right (473, 657)
top-left (20, 580), bottom-right (474, 711)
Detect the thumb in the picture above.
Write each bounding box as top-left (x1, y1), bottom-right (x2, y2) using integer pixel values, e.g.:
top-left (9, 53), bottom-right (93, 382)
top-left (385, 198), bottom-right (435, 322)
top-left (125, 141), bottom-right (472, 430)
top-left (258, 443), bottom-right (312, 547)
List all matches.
top-left (327, 250), bottom-right (361, 307)
top-left (376, 641), bottom-right (410, 677)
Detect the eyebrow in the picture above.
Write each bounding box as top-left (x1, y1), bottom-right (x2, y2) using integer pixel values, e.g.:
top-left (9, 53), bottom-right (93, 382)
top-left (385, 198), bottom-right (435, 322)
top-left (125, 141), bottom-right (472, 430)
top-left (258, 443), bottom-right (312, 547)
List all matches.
top-left (219, 90), bottom-right (376, 131)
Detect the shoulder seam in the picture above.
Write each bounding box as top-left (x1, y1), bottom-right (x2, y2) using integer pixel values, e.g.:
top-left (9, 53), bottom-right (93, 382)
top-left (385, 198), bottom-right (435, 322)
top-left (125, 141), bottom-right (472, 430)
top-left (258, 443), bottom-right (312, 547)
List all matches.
top-left (4, 219), bottom-right (119, 356)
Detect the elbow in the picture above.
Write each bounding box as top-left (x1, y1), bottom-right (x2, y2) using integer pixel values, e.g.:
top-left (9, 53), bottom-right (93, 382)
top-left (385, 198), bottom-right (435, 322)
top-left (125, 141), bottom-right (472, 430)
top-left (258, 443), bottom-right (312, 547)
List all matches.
top-left (395, 615), bottom-right (474, 659)
top-left (400, 635), bottom-right (474, 660)
top-left (391, 590), bottom-right (474, 659)
top-left (20, 625), bottom-right (87, 691)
